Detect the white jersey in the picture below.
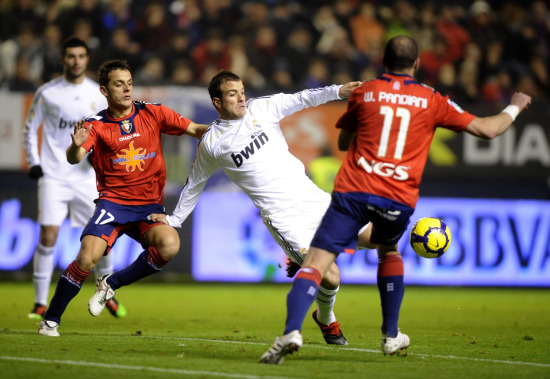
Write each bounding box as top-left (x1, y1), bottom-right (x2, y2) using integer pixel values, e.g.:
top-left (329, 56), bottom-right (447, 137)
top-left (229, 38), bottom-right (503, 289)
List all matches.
top-left (167, 85), bottom-right (342, 228)
top-left (23, 76), bottom-right (107, 181)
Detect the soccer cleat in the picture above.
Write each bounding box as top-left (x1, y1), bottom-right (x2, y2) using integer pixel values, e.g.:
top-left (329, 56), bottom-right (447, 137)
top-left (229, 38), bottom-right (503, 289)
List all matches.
top-left (28, 303), bottom-right (47, 320)
top-left (89, 274), bottom-right (115, 316)
top-left (38, 320), bottom-right (59, 337)
top-left (312, 308), bottom-right (348, 345)
top-left (106, 297), bottom-right (127, 318)
top-left (381, 331), bottom-right (410, 355)
top-left (259, 330), bottom-right (302, 364)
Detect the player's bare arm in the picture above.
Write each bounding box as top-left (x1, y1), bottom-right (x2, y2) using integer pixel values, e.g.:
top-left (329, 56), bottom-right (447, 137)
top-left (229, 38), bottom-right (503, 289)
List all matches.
top-left (465, 92), bottom-right (532, 140)
top-left (149, 213), bottom-right (169, 225)
top-left (338, 81), bottom-right (362, 99)
top-left (185, 122), bottom-right (209, 139)
top-left (66, 119), bottom-right (91, 164)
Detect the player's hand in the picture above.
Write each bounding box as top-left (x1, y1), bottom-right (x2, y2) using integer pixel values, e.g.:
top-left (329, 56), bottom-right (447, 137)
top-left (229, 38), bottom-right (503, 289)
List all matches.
top-left (510, 92), bottom-right (532, 112)
top-left (28, 165), bottom-right (43, 179)
top-left (285, 258), bottom-right (301, 278)
top-left (149, 213), bottom-right (169, 225)
top-left (70, 119), bottom-right (91, 147)
top-left (338, 81), bottom-right (362, 99)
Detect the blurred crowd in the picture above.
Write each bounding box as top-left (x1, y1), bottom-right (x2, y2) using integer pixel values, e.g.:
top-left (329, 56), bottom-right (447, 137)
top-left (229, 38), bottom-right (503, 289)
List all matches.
top-left (0, 0), bottom-right (549, 106)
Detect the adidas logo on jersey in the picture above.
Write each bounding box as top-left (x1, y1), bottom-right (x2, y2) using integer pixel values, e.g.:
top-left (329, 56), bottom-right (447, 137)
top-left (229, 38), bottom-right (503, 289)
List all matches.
top-left (231, 131), bottom-right (269, 167)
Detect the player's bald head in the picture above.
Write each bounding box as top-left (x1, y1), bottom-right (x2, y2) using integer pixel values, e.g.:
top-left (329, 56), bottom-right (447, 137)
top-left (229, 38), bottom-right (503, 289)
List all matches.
top-left (383, 35), bottom-right (418, 72)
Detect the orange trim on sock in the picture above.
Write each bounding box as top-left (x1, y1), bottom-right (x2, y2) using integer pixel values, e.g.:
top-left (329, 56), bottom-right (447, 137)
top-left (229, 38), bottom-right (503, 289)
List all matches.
top-left (377, 254), bottom-right (404, 277)
top-left (295, 267), bottom-right (322, 286)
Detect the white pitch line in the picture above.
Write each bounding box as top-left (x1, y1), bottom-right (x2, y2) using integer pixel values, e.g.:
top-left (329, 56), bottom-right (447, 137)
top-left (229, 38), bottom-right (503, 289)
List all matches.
top-left (0, 356), bottom-right (299, 379)
top-left (142, 336), bottom-right (550, 368)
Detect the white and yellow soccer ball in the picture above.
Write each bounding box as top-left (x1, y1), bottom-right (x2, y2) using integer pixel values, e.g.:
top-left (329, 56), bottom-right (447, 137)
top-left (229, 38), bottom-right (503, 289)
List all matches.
top-left (409, 217), bottom-right (451, 258)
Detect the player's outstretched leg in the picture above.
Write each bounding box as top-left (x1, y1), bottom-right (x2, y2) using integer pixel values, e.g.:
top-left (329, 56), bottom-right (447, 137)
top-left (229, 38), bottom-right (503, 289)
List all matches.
top-left (259, 330), bottom-right (303, 364)
top-left (259, 267), bottom-right (321, 364)
top-left (38, 261), bottom-right (91, 336)
top-left (314, 262), bottom-right (347, 345)
top-left (312, 307), bottom-right (347, 345)
top-left (95, 254), bottom-right (127, 318)
top-left (288, 258), bottom-right (348, 345)
top-left (89, 246), bottom-right (169, 316)
top-left (89, 274), bottom-right (115, 316)
top-left (377, 252), bottom-right (408, 354)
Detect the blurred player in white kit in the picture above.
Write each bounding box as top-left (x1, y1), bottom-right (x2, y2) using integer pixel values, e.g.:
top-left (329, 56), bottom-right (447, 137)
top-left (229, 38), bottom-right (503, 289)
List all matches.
top-left (23, 37), bottom-right (126, 320)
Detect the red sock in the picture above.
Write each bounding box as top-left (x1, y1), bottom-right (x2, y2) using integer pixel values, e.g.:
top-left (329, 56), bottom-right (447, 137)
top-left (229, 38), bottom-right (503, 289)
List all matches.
top-left (377, 254), bottom-right (404, 277)
top-left (63, 261), bottom-right (91, 286)
top-left (147, 246), bottom-right (169, 269)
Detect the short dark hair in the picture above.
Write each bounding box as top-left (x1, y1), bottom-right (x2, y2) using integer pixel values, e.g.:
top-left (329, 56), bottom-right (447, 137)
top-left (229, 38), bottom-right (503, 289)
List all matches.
top-left (98, 59), bottom-right (131, 87)
top-left (62, 37), bottom-right (89, 57)
top-left (383, 35), bottom-right (418, 71)
top-left (208, 70), bottom-right (241, 100)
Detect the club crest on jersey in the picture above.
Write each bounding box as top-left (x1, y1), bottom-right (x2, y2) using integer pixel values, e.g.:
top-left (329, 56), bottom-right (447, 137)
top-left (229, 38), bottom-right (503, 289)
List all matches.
top-left (252, 119), bottom-right (262, 129)
top-left (119, 120), bottom-right (135, 134)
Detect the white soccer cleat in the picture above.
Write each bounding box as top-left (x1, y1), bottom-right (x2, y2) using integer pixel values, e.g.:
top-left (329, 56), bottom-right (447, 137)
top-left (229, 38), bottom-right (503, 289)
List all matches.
top-left (89, 274), bottom-right (115, 317)
top-left (381, 331), bottom-right (410, 355)
top-left (259, 330), bottom-right (302, 364)
top-left (38, 320), bottom-right (60, 337)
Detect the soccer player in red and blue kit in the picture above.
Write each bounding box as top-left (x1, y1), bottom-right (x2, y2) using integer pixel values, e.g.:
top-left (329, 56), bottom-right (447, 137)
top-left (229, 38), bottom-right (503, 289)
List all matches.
top-left (38, 60), bottom-right (207, 336)
top-left (260, 35), bottom-right (532, 363)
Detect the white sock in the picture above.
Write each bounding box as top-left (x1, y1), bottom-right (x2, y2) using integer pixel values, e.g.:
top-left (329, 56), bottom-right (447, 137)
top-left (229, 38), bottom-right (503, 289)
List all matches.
top-left (32, 244), bottom-right (54, 306)
top-left (95, 253), bottom-right (114, 281)
top-left (315, 285), bottom-right (339, 325)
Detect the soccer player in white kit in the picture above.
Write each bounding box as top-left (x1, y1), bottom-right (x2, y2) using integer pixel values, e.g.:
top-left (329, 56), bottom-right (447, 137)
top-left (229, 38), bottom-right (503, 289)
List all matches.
top-left (23, 38), bottom-right (126, 320)
top-left (151, 70), bottom-right (363, 345)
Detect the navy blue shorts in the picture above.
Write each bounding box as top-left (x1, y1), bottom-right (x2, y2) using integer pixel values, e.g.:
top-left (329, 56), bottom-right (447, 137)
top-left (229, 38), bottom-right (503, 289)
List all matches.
top-left (82, 199), bottom-right (165, 253)
top-left (310, 192), bottom-right (415, 254)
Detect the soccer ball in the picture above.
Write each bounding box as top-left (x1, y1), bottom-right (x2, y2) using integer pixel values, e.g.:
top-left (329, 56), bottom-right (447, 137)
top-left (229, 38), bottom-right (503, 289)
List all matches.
top-left (409, 217), bottom-right (451, 258)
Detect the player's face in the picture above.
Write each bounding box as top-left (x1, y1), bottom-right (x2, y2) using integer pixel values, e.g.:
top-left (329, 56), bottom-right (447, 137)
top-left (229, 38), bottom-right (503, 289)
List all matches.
top-left (216, 80), bottom-right (247, 120)
top-left (101, 69), bottom-right (133, 115)
top-left (63, 46), bottom-right (89, 82)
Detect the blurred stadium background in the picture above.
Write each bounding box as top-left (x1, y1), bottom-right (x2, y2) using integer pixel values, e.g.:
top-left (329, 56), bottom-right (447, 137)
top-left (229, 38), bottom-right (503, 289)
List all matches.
top-left (0, 0), bottom-right (548, 287)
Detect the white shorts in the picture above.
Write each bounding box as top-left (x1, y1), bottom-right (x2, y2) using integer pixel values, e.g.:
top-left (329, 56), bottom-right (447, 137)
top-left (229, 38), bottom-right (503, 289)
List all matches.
top-left (37, 176), bottom-right (97, 227)
top-left (261, 194), bottom-right (331, 265)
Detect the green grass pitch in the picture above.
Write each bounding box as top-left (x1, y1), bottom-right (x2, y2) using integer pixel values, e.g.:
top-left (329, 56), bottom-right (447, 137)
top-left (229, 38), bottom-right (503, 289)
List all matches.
top-left (1, 281), bottom-right (549, 378)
